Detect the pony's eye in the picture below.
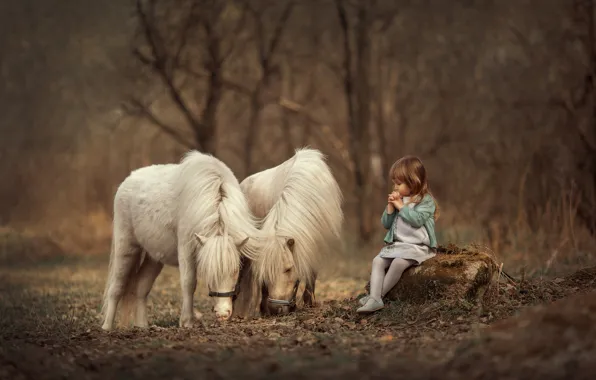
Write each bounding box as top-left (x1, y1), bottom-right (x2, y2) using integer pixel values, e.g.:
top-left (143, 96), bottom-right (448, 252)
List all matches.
top-left (284, 267), bottom-right (292, 274)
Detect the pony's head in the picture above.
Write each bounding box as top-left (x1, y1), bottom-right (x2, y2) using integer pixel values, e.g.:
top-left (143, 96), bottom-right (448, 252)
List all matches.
top-left (252, 234), bottom-right (313, 316)
top-left (194, 233), bottom-right (252, 320)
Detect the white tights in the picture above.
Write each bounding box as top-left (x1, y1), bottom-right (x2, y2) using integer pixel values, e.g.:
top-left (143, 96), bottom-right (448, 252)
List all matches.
top-left (369, 256), bottom-right (414, 301)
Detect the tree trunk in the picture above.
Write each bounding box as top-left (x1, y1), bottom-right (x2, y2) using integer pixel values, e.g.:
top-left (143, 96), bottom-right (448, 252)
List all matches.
top-left (281, 61), bottom-right (296, 157)
top-left (355, 5), bottom-right (373, 239)
top-left (191, 21), bottom-right (224, 156)
top-left (585, 0), bottom-right (596, 234)
top-left (575, 0), bottom-right (596, 235)
top-left (336, 0), bottom-right (373, 241)
top-left (243, 92), bottom-right (262, 176)
top-left (194, 69), bottom-right (221, 156)
top-left (375, 36), bottom-right (389, 192)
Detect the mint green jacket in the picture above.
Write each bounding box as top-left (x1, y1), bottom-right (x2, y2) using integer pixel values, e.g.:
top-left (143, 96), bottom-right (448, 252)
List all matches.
top-left (381, 193), bottom-right (437, 248)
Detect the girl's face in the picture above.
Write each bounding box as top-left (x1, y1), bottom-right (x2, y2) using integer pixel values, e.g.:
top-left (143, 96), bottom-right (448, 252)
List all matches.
top-left (393, 179), bottom-right (411, 197)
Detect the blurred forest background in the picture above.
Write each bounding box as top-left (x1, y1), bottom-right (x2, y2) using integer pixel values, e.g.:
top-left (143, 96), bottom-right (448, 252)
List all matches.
top-left (1, 0), bottom-right (595, 276)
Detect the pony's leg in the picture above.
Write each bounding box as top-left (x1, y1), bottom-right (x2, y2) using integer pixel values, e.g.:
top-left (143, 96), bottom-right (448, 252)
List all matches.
top-left (102, 239), bottom-right (141, 331)
top-left (178, 249), bottom-right (197, 328)
top-left (133, 255), bottom-right (164, 328)
top-left (302, 272), bottom-right (318, 307)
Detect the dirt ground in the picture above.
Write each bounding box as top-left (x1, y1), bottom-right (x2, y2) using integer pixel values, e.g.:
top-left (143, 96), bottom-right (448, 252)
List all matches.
top-left (1, 254), bottom-right (595, 380)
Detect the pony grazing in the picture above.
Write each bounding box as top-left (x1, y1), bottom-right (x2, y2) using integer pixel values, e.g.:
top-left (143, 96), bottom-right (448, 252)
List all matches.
top-left (101, 151), bottom-right (262, 331)
top-left (232, 148), bottom-right (344, 317)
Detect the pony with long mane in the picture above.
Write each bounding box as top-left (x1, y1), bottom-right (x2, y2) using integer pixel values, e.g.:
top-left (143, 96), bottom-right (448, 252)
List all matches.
top-left (101, 151), bottom-right (264, 330)
top-left (232, 147), bottom-right (344, 316)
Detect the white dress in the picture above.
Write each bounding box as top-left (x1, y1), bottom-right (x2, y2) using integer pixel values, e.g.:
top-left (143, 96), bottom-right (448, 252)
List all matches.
top-left (377, 197), bottom-right (436, 265)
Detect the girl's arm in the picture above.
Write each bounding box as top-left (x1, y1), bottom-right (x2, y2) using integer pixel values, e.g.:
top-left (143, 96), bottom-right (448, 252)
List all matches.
top-left (398, 195), bottom-right (435, 228)
top-left (381, 207), bottom-right (397, 230)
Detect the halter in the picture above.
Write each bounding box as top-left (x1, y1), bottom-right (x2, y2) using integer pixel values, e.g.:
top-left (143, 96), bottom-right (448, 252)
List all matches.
top-left (266, 279), bottom-right (300, 308)
top-left (208, 283), bottom-right (240, 301)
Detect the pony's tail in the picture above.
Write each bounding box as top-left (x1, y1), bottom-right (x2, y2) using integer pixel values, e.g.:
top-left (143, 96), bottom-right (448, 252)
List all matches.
top-left (100, 238), bottom-right (144, 328)
top-left (118, 252), bottom-right (145, 327)
top-left (100, 238), bottom-right (116, 319)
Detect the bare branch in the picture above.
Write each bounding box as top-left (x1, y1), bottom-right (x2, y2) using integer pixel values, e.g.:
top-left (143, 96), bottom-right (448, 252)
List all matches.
top-left (135, 0), bottom-right (207, 133)
top-left (498, 94), bottom-right (596, 154)
top-left (279, 97), bottom-right (353, 173)
top-left (122, 99), bottom-right (195, 150)
top-left (241, 1), bottom-right (297, 174)
top-left (243, 1), bottom-right (266, 63)
top-left (244, 0), bottom-right (294, 74)
top-left (172, 1), bottom-right (200, 68)
top-left (263, 1), bottom-right (295, 71)
top-left (219, 2), bottom-right (251, 62)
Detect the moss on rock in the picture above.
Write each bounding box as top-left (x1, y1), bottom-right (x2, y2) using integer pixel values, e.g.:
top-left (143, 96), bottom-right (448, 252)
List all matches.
top-left (365, 244), bottom-right (498, 305)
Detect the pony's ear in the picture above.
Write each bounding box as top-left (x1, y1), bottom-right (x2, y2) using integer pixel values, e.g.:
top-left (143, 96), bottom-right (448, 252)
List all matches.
top-left (194, 233), bottom-right (206, 245)
top-left (286, 238), bottom-right (295, 249)
top-left (237, 236), bottom-right (250, 249)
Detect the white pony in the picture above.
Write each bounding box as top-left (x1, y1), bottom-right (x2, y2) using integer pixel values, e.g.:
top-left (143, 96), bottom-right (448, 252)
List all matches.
top-left (232, 148), bottom-right (344, 317)
top-left (101, 151), bottom-right (264, 330)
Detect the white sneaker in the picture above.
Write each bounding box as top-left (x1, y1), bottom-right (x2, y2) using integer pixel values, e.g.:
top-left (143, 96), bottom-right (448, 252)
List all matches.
top-left (358, 295), bottom-right (370, 306)
top-left (356, 298), bottom-right (384, 314)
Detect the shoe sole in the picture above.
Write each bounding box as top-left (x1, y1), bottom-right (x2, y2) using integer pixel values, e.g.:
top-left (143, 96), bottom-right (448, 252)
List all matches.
top-left (356, 302), bottom-right (384, 314)
top-left (356, 306), bottom-right (383, 314)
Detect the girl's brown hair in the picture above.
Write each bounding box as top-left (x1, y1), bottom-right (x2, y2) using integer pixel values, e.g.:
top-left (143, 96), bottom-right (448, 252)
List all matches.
top-left (389, 155), bottom-right (440, 221)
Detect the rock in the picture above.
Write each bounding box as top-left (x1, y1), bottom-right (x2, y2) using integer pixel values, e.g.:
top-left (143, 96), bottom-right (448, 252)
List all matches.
top-left (365, 244), bottom-right (498, 305)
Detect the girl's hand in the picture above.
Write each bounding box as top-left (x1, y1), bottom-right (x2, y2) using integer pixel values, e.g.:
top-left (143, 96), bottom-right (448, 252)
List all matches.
top-left (388, 191), bottom-right (400, 202)
top-left (387, 194), bottom-right (396, 213)
top-left (392, 197), bottom-right (405, 210)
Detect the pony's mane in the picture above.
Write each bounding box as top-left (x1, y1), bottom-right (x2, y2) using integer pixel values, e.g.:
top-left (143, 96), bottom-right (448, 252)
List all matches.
top-left (245, 148), bottom-right (344, 286)
top-left (175, 150), bottom-right (261, 288)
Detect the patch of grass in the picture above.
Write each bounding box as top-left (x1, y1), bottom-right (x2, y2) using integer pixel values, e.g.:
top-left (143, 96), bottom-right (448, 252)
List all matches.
top-left (0, 227), bottom-right (67, 267)
top-left (0, 288), bottom-right (88, 342)
top-left (152, 315), bottom-right (179, 328)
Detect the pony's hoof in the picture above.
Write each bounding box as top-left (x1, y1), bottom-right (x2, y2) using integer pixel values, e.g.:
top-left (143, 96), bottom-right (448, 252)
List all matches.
top-left (179, 317), bottom-right (194, 328)
top-left (101, 323), bottom-right (113, 331)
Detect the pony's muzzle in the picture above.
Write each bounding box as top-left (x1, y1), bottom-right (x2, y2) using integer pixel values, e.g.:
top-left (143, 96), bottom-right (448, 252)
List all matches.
top-left (214, 308), bottom-right (232, 320)
top-left (209, 285), bottom-right (238, 320)
top-left (266, 297), bottom-right (297, 315)
top-left (265, 280), bottom-right (300, 315)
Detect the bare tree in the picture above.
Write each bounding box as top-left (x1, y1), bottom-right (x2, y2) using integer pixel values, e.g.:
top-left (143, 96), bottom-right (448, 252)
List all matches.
top-left (335, 0), bottom-right (374, 240)
top-left (571, 0), bottom-right (596, 234)
top-left (507, 0), bottom-right (596, 234)
top-left (124, 0), bottom-right (247, 155)
top-left (239, 0), bottom-right (295, 175)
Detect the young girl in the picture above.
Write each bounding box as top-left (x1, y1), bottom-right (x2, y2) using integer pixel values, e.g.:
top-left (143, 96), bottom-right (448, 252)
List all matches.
top-left (357, 155), bottom-right (439, 314)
